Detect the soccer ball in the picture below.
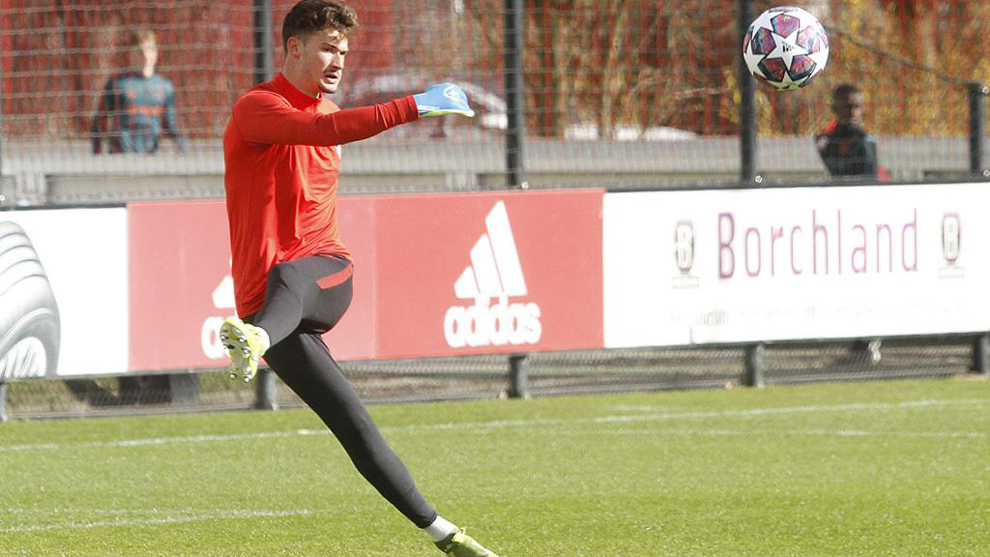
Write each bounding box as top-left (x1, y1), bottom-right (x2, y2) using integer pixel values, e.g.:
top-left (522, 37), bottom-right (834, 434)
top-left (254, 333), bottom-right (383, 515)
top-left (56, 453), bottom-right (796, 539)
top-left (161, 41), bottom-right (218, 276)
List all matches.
top-left (743, 6), bottom-right (829, 91)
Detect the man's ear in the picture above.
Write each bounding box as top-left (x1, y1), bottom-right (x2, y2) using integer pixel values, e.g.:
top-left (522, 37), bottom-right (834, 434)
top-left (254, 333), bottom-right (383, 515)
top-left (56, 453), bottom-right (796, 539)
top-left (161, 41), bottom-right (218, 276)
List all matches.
top-left (286, 36), bottom-right (302, 59)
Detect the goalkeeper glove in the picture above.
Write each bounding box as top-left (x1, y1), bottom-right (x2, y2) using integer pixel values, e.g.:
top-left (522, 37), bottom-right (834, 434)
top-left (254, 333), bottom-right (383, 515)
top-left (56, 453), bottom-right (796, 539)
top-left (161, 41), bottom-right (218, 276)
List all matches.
top-left (413, 83), bottom-right (475, 117)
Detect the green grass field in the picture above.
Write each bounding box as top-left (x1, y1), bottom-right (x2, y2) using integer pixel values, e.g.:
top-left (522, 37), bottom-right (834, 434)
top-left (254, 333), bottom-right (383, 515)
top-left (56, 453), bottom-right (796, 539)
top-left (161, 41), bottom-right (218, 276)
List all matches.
top-left (2, 378), bottom-right (988, 557)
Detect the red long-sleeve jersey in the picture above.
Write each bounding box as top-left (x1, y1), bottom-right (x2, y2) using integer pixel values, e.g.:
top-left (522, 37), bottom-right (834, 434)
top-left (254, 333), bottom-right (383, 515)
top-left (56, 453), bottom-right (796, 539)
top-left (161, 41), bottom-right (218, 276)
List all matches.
top-left (224, 73), bottom-right (419, 317)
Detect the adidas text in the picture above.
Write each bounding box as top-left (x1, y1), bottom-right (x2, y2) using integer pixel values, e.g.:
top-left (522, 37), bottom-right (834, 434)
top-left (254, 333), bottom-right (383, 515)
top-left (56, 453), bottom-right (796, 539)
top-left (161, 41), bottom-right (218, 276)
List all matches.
top-left (444, 295), bottom-right (542, 348)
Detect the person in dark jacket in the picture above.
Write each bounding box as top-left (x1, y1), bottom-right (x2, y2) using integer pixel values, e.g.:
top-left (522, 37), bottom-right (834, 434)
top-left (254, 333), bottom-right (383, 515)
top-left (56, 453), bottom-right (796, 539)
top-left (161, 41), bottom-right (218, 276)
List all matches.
top-left (91, 29), bottom-right (186, 154)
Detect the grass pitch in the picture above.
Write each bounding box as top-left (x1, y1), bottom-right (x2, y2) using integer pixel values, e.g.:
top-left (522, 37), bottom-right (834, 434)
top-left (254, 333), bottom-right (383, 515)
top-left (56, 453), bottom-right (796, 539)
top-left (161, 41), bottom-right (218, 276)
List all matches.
top-left (2, 378), bottom-right (988, 557)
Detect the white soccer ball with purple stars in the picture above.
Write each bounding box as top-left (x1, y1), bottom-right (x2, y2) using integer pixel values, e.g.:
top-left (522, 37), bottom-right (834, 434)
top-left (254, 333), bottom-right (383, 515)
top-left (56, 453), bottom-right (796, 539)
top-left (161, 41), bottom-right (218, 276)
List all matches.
top-left (743, 6), bottom-right (829, 91)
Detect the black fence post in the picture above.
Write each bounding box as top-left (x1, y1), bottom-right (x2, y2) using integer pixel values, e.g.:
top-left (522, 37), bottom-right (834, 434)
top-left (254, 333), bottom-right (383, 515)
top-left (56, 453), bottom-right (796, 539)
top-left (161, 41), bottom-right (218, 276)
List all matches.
top-left (738, 0), bottom-right (758, 183)
top-left (250, 0), bottom-right (278, 411)
top-left (168, 372), bottom-right (200, 406)
top-left (254, 0), bottom-right (275, 85)
top-left (968, 82), bottom-right (988, 178)
top-left (504, 0), bottom-right (526, 189)
top-left (504, 0), bottom-right (529, 397)
top-left (0, 381), bottom-right (8, 423)
top-left (254, 368), bottom-right (279, 410)
top-left (743, 344), bottom-right (765, 388)
top-left (973, 335), bottom-right (990, 377)
top-left (508, 354), bottom-right (531, 399)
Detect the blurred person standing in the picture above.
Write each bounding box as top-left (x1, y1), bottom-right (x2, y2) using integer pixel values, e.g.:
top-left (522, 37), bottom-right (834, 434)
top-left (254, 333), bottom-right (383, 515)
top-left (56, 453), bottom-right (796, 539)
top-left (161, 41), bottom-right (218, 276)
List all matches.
top-left (91, 29), bottom-right (187, 154)
top-left (815, 84), bottom-right (887, 179)
top-left (816, 84), bottom-right (886, 364)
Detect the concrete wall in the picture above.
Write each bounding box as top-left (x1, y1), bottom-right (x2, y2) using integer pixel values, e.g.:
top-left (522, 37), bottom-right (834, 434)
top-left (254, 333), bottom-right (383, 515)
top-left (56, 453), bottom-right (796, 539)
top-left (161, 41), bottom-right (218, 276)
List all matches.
top-left (1, 136), bottom-right (987, 207)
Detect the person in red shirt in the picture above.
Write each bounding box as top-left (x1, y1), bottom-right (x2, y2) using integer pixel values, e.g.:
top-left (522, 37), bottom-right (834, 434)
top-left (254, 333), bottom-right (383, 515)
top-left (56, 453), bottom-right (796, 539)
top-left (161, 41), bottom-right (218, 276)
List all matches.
top-left (219, 2), bottom-right (498, 556)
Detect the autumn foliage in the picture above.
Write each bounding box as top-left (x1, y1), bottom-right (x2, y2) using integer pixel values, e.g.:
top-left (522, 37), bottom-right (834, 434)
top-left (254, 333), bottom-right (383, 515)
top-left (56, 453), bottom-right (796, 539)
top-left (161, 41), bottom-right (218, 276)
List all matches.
top-left (0, 0), bottom-right (986, 141)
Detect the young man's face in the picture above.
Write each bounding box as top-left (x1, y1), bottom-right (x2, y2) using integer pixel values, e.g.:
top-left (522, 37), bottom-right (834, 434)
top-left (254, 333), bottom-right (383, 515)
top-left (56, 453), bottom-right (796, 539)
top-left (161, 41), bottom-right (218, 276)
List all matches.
top-left (129, 39), bottom-right (158, 72)
top-left (833, 92), bottom-right (864, 126)
top-left (289, 28), bottom-right (348, 96)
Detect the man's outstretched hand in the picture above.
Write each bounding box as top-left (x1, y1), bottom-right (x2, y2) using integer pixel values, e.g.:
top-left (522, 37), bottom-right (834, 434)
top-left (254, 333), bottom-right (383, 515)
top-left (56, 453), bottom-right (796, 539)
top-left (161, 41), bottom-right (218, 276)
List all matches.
top-left (413, 83), bottom-right (475, 118)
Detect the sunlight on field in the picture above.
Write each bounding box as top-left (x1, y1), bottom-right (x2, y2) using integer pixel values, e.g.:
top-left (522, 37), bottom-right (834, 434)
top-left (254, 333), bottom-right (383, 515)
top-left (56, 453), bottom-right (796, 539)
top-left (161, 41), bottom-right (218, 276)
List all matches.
top-left (1, 379), bottom-right (988, 557)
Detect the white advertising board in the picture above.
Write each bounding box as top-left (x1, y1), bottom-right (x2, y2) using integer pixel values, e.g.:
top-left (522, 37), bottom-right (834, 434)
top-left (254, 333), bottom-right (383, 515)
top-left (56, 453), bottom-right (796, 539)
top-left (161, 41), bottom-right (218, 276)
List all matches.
top-left (1, 208), bottom-right (128, 377)
top-left (604, 183), bottom-right (990, 347)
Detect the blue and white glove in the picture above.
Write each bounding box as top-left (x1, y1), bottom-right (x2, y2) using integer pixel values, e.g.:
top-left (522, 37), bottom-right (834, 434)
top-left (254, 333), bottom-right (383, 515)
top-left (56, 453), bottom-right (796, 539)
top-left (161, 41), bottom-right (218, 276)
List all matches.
top-left (413, 83), bottom-right (475, 118)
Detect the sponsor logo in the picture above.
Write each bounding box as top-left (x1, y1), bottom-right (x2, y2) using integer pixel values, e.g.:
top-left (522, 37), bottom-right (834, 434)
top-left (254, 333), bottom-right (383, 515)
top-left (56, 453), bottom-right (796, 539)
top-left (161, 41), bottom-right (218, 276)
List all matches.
top-left (717, 209), bottom-right (919, 278)
top-left (442, 84), bottom-right (461, 102)
top-left (940, 213), bottom-right (963, 279)
top-left (443, 202), bottom-right (542, 348)
top-left (672, 221), bottom-right (699, 288)
top-left (942, 213), bottom-right (960, 263)
top-left (202, 264), bottom-right (236, 359)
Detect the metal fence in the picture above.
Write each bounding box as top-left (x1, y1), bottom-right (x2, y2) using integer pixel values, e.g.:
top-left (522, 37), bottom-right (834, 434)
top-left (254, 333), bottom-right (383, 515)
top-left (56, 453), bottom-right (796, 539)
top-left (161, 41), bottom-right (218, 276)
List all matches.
top-left (1, 0), bottom-right (989, 419)
top-left (4, 337), bottom-right (981, 420)
top-left (0, 0), bottom-right (987, 203)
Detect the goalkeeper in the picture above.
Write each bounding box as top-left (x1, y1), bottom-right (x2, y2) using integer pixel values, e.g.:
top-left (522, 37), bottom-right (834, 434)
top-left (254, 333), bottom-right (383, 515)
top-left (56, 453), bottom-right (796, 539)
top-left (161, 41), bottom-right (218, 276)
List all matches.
top-left (220, 2), bottom-right (498, 556)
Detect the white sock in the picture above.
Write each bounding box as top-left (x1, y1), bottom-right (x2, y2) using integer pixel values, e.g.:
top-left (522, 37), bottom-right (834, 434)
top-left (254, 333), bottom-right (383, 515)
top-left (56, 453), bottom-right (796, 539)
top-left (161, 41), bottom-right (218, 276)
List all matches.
top-left (423, 515), bottom-right (458, 542)
top-left (255, 326), bottom-right (271, 354)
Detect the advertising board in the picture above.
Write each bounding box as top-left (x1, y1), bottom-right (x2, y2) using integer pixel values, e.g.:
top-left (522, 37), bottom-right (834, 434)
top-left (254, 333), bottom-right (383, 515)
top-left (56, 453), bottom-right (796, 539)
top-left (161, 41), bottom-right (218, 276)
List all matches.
top-left (604, 184), bottom-right (990, 347)
top-left (0, 208), bottom-right (128, 378)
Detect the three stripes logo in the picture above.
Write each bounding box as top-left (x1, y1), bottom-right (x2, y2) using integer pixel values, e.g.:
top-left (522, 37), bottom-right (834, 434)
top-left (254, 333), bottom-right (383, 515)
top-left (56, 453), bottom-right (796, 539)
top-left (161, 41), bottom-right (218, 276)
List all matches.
top-left (201, 265), bottom-right (236, 360)
top-left (443, 201), bottom-right (542, 348)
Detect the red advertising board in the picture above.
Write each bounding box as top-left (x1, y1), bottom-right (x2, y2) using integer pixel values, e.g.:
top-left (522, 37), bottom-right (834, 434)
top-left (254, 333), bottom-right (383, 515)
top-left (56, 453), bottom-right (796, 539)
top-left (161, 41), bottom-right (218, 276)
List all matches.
top-left (127, 189), bottom-right (604, 371)
top-left (127, 199), bottom-right (378, 370)
top-left (373, 189), bottom-right (604, 358)
top-left (128, 201), bottom-right (230, 370)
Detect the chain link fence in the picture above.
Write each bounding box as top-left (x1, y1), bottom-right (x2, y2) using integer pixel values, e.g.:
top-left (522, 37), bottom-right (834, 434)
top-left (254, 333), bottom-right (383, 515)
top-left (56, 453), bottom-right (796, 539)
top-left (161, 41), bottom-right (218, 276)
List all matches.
top-left (1, 0), bottom-right (988, 419)
top-left (5, 337), bottom-right (980, 420)
top-left (1, 0), bottom-right (986, 203)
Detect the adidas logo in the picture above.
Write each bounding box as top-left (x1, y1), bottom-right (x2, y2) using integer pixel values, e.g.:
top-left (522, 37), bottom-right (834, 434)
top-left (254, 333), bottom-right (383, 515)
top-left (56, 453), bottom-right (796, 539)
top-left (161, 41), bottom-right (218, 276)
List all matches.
top-left (202, 261), bottom-right (236, 360)
top-left (443, 201), bottom-right (542, 348)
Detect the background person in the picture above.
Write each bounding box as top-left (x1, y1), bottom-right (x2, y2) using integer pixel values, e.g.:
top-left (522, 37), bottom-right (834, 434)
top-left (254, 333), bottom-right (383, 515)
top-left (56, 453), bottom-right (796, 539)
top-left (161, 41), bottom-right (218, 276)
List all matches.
top-left (91, 29), bottom-right (187, 154)
top-left (815, 83), bottom-right (887, 179)
top-left (816, 83), bottom-right (885, 364)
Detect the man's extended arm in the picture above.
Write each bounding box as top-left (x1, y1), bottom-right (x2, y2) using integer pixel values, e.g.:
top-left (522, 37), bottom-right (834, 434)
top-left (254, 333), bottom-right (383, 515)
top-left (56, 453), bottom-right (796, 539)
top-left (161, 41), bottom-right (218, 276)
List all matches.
top-left (860, 136), bottom-right (879, 177)
top-left (162, 84), bottom-right (188, 153)
top-left (91, 78), bottom-right (117, 154)
top-left (232, 92), bottom-right (419, 146)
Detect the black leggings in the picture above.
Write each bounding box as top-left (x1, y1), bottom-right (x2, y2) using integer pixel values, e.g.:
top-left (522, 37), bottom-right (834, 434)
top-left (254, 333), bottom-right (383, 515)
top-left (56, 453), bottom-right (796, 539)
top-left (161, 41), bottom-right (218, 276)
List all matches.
top-left (247, 254), bottom-right (437, 528)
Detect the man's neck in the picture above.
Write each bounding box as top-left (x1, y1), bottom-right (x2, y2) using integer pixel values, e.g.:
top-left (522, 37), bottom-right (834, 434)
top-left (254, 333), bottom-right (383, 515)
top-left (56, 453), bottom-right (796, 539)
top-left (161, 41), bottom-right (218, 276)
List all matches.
top-left (280, 68), bottom-right (320, 98)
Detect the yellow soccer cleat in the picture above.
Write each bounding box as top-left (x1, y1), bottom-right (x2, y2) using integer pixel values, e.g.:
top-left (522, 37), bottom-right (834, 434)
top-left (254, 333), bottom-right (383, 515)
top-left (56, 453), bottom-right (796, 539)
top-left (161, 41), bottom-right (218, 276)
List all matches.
top-left (219, 317), bottom-right (268, 382)
top-left (435, 529), bottom-right (501, 557)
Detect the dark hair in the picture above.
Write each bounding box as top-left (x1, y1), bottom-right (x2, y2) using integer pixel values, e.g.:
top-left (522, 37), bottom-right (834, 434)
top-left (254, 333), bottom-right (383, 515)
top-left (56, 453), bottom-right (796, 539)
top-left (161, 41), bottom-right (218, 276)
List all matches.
top-left (282, 0), bottom-right (358, 50)
top-left (832, 83), bottom-right (861, 102)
